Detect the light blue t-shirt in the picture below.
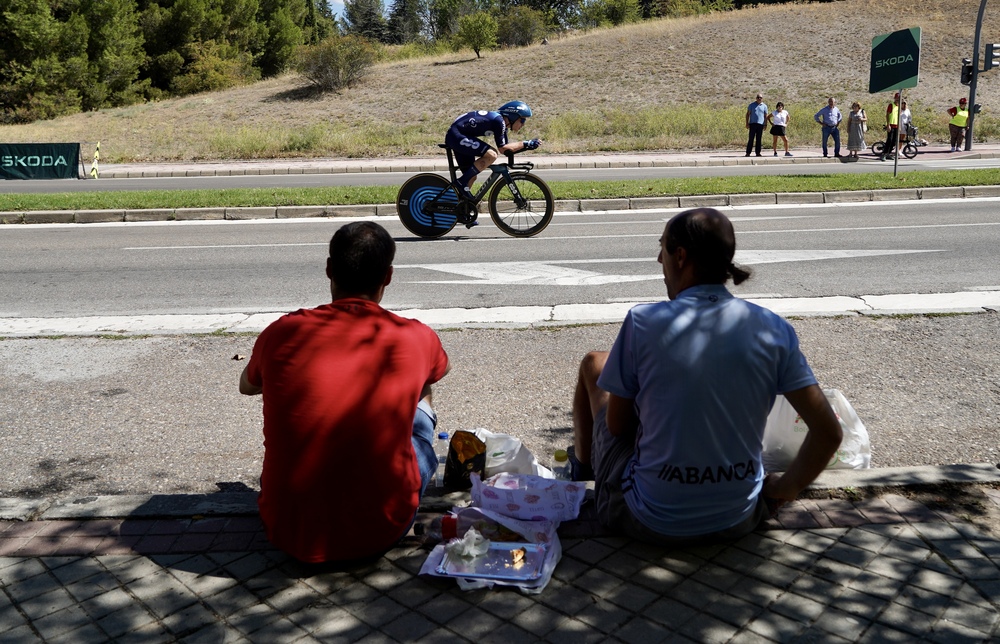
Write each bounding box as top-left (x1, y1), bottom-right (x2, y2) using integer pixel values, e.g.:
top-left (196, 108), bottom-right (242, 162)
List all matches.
top-left (598, 285), bottom-right (817, 537)
top-left (814, 105), bottom-right (842, 126)
top-left (747, 101), bottom-right (768, 125)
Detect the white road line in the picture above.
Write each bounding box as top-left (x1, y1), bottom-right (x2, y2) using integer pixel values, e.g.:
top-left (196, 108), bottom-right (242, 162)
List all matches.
top-left (397, 251), bottom-right (942, 286)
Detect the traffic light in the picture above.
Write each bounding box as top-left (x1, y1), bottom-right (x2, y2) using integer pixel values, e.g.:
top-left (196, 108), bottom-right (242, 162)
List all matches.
top-left (986, 44), bottom-right (1000, 72)
top-left (961, 58), bottom-right (974, 84)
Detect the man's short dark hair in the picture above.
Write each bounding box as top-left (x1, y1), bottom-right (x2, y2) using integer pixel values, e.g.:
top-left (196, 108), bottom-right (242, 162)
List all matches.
top-left (665, 208), bottom-right (751, 285)
top-left (328, 222), bottom-right (396, 294)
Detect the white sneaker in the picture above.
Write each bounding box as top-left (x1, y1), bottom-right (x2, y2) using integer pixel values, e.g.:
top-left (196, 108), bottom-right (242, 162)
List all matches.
top-left (950, 146), bottom-right (957, 152)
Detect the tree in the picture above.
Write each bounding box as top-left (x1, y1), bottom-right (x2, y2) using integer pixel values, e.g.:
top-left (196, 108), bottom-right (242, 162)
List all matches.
top-left (0, 0), bottom-right (88, 122)
top-left (258, 0), bottom-right (305, 76)
top-left (343, 0), bottom-right (387, 42)
top-left (603, 0), bottom-right (640, 24)
top-left (80, 0), bottom-right (147, 109)
top-left (455, 11), bottom-right (496, 58)
top-left (428, 0), bottom-right (461, 40)
top-left (495, 5), bottom-right (544, 48)
top-left (386, 0), bottom-right (427, 44)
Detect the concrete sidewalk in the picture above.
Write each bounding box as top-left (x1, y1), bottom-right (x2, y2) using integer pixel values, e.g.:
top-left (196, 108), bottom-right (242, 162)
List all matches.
top-left (2, 465), bottom-right (999, 643)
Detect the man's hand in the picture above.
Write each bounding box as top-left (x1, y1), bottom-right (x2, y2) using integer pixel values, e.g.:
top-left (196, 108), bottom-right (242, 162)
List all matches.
top-left (522, 138), bottom-right (541, 151)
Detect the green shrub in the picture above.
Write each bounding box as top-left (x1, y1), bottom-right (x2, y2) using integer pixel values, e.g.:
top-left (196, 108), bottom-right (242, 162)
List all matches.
top-left (294, 35), bottom-right (380, 92)
top-left (496, 6), bottom-right (546, 48)
top-left (604, 0), bottom-right (642, 25)
top-left (170, 42), bottom-right (260, 96)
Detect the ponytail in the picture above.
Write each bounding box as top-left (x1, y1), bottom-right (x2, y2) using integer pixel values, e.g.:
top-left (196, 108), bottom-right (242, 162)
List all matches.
top-left (729, 262), bottom-right (751, 285)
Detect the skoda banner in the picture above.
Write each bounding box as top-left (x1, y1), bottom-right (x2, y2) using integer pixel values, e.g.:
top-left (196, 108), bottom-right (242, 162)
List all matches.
top-left (0, 143), bottom-right (82, 180)
top-left (869, 27), bottom-right (921, 93)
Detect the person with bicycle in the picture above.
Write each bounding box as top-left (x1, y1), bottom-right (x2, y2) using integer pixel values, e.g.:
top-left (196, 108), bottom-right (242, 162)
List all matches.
top-left (445, 101), bottom-right (542, 215)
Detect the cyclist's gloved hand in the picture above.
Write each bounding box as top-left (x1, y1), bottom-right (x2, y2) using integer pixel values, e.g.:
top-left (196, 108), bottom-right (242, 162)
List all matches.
top-left (522, 138), bottom-right (541, 151)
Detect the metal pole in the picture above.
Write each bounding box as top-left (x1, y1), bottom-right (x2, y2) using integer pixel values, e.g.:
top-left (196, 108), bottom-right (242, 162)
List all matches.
top-left (894, 91), bottom-right (902, 177)
top-left (965, 0), bottom-right (988, 151)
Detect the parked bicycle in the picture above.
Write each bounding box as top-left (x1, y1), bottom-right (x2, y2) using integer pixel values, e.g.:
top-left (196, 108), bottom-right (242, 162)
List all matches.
top-left (871, 123), bottom-right (922, 159)
top-left (396, 145), bottom-right (554, 239)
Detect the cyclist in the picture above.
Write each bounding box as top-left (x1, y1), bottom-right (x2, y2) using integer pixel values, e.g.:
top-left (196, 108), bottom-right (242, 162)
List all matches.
top-left (445, 101), bottom-right (542, 208)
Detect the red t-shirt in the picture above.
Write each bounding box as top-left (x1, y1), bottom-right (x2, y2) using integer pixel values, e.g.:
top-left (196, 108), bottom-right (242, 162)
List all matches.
top-left (245, 299), bottom-right (449, 563)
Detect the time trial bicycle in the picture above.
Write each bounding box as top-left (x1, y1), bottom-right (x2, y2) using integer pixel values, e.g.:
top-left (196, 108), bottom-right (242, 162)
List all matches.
top-left (396, 145), bottom-right (554, 239)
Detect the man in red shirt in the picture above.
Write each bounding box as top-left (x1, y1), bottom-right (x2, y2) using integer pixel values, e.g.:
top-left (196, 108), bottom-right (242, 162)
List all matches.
top-left (240, 222), bottom-right (450, 564)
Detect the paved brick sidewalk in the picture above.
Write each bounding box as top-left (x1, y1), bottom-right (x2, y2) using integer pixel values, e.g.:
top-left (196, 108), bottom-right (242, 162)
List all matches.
top-left (1, 487), bottom-right (998, 643)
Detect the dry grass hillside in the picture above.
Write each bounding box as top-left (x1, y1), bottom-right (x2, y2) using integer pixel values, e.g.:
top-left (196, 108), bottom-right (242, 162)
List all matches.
top-left (3, 0), bottom-right (997, 161)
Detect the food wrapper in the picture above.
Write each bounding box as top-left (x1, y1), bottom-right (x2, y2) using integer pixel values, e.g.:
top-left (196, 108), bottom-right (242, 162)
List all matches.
top-left (444, 528), bottom-right (490, 560)
top-left (471, 472), bottom-right (585, 523)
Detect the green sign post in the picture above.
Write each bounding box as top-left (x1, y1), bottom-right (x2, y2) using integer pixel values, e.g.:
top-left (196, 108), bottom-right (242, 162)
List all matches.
top-left (0, 143), bottom-right (82, 180)
top-left (870, 28), bottom-right (921, 176)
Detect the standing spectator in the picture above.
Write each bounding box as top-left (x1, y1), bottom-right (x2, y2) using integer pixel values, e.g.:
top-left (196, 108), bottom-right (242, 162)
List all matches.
top-left (948, 98), bottom-right (969, 152)
top-left (881, 92), bottom-right (900, 161)
top-left (767, 102), bottom-right (792, 157)
top-left (846, 101), bottom-right (867, 160)
top-left (239, 222), bottom-right (450, 565)
top-left (813, 97), bottom-right (843, 158)
top-left (745, 93), bottom-right (768, 157)
top-left (899, 100), bottom-right (912, 143)
top-left (569, 208), bottom-right (842, 545)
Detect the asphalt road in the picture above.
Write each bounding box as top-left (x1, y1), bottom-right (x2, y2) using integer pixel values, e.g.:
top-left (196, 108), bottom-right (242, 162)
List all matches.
top-left (2, 199), bottom-right (999, 317)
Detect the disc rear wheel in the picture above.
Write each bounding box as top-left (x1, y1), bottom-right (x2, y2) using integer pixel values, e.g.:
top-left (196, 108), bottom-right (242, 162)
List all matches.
top-left (396, 174), bottom-right (458, 238)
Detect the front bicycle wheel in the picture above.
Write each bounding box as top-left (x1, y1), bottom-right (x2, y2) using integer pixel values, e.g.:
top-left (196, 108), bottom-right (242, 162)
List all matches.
top-left (871, 141), bottom-right (884, 155)
top-left (396, 173), bottom-right (458, 238)
top-left (902, 142), bottom-right (918, 159)
top-left (488, 173), bottom-right (554, 238)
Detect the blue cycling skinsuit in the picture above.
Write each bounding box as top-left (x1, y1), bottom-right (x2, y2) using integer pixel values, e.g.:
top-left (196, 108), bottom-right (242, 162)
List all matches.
top-left (445, 110), bottom-right (508, 187)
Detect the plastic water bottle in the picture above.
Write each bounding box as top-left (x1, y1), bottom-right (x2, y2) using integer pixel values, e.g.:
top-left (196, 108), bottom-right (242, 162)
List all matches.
top-left (434, 431), bottom-right (449, 488)
top-left (553, 449), bottom-right (571, 480)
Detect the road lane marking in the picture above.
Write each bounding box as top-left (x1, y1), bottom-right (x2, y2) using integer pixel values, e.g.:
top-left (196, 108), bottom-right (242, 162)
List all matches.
top-left (397, 250), bottom-right (943, 286)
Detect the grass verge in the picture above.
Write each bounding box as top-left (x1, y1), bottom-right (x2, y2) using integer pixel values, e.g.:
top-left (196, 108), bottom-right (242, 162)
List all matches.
top-left (1, 169), bottom-right (998, 212)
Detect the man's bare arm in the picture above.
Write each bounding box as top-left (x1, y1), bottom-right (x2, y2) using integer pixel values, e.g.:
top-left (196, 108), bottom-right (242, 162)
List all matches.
top-left (762, 384), bottom-right (842, 503)
top-left (606, 393), bottom-right (639, 440)
top-left (239, 364), bottom-right (262, 396)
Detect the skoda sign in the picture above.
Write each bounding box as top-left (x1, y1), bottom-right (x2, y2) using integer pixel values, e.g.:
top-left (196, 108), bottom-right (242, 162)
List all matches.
top-left (0, 143), bottom-right (82, 180)
top-left (870, 28), bottom-right (921, 93)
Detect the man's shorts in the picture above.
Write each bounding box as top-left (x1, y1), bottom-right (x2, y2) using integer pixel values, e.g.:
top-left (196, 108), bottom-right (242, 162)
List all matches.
top-left (445, 127), bottom-right (494, 170)
top-left (591, 407), bottom-right (769, 547)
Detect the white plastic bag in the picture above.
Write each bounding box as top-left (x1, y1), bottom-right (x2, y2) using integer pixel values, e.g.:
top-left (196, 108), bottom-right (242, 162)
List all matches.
top-left (762, 388), bottom-right (871, 471)
top-left (469, 428), bottom-right (553, 478)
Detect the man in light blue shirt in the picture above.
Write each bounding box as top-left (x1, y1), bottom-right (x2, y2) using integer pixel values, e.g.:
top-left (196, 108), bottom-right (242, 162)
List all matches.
top-left (569, 208), bottom-right (843, 546)
top-left (745, 93), bottom-right (768, 157)
top-left (813, 97), bottom-right (843, 157)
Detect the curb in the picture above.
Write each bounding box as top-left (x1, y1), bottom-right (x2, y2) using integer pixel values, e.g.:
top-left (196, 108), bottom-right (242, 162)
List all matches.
top-left (3, 185), bottom-right (1000, 225)
top-left (2, 463), bottom-right (997, 522)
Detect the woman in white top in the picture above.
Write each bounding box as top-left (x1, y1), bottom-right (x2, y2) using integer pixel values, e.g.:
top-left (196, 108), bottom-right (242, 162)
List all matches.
top-left (766, 102), bottom-right (791, 156)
